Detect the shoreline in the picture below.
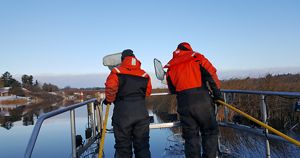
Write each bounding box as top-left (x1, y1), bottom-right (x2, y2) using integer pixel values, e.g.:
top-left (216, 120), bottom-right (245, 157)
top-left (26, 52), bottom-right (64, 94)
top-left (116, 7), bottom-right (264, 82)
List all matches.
top-left (0, 96), bottom-right (29, 105)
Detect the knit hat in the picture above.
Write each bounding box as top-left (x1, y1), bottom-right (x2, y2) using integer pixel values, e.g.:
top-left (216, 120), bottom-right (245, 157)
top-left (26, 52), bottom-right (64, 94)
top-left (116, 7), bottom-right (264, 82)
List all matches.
top-left (121, 49), bottom-right (135, 61)
top-left (177, 42), bottom-right (193, 51)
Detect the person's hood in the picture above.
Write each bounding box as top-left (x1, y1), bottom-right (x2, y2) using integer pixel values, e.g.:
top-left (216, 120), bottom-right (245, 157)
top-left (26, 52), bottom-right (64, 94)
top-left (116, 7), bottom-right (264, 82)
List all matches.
top-left (120, 56), bottom-right (141, 69)
top-left (177, 42), bottom-right (193, 51)
top-left (164, 50), bottom-right (197, 68)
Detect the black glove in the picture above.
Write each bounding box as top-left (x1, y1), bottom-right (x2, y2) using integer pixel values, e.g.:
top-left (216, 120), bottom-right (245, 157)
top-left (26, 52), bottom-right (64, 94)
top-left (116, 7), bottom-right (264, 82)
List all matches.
top-left (213, 95), bottom-right (225, 105)
top-left (103, 99), bottom-right (111, 105)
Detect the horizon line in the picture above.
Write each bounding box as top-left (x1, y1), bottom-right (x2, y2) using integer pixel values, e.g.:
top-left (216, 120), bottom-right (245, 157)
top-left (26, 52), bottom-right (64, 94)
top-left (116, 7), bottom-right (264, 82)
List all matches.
top-left (3, 66), bottom-right (299, 77)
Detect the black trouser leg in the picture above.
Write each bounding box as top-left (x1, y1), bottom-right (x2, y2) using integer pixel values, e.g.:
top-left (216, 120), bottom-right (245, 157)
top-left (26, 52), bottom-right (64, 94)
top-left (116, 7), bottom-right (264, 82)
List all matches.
top-left (113, 122), bottom-right (133, 158)
top-left (112, 99), bottom-right (150, 158)
top-left (133, 117), bottom-right (151, 158)
top-left (197, 99), bottom-right (219, 158)
top-left (201, 130), bottom-right (218, 158)
top-left (177, 90), bottom-right (219, 158)
top-left (180, 115), bottom-right (201, 158)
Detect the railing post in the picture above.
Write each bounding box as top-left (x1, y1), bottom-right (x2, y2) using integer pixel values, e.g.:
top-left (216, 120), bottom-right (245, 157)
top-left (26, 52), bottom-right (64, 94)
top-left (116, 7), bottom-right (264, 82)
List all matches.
top-left (89, 102), bottom-right (96, 137)
top-left (223, 93), bottom-right (228, 122)
top-left (95, 101), bottom-right (102, 134)
top-left (99, 93), bottom-right (105, 132)
top-left (261, 95), bottom-right (271, 158)
top-left (99, 102), bottom-right (104, 132)
top-left (70, 109), bottom-right (77, 158)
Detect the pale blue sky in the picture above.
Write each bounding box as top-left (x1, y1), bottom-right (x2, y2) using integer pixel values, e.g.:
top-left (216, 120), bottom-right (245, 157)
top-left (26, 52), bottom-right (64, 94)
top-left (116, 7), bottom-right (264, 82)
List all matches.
top-left (1, 0), bottom-right (300, 77)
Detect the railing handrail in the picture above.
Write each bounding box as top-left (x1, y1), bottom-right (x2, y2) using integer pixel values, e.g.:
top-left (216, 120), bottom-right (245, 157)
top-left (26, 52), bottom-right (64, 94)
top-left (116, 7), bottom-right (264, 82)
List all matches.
top-left (150, 90), bottom-right (300, 147)
top-left (151, 90), bottom-right (300, 97)
top-left (221, 89), bottom-right (300, 97)
top-left (217, 100), bottom-right (300, 147)
top-left (24, 98), bottom-right (97, 158)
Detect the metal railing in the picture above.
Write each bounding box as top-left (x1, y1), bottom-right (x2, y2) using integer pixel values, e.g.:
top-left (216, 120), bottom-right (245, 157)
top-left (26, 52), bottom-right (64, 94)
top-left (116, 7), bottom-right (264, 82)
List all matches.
top-left (222, 89), bottom-right (300, 97)
top-left (24, 90), bottom-right (300, 158)
top-left (220, 89), bottom-right (300, 157)
top-left (24, 98), bottom-right (102, 158)
top-left (150, 90), bottom-right (300, 157)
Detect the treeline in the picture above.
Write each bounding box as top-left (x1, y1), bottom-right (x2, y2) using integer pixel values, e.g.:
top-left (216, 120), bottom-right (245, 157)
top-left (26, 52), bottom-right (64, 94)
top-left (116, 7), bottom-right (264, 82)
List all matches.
top-left (146, 88), bottom-right (176, 113)
top-left (0, 71), bottom-right (60, 96)
top-left (63, 86), bottom-right (104, 91)
top-left (222, 73), bottom-right (300, 91)
top-left (220, 73), bottom-right (300, 131)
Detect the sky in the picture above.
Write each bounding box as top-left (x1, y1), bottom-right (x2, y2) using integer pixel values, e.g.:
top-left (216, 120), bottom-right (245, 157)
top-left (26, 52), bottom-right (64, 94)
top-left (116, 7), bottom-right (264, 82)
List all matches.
top-left (1, 0), bottom-right (300, 87)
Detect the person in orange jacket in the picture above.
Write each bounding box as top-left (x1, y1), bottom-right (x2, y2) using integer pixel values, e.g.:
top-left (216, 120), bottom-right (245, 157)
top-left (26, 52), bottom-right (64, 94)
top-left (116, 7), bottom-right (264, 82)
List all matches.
top-left (104, 49), bottom-right (152, 158)
top-left (165, 42), bottom-right (223, 158)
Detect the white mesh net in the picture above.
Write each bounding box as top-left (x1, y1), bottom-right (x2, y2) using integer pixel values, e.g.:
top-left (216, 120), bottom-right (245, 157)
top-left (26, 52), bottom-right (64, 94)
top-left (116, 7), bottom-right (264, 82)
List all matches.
top-left (103, 53), bottom-right (122, 70)
top-left (154, 58), bottom-right (165, 81)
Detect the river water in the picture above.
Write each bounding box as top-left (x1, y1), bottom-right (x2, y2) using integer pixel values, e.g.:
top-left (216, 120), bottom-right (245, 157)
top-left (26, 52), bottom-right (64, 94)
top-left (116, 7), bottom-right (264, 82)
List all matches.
top-left (0, 102), bottom-right (299, 158)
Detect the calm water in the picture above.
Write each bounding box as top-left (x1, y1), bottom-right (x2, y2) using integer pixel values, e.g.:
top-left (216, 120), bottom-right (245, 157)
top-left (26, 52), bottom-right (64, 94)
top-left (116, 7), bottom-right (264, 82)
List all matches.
top-left (1, 102), bottom-right (300, 158)
top-left (0, 102), bottom-right (180, 158)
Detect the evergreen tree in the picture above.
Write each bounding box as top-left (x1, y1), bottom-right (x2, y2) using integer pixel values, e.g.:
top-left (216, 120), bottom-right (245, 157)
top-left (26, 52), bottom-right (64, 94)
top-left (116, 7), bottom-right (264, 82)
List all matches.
top-left (9, 79), bottom-right (25, 96)
top-left (22, 74), bottom-right (34, 90)
top-left (0, 79), bottom-right (4, 88)
top-left (42, 83), bottom-right (59, 92)
top-left (32, 80), bottom-right (42, 92)
top-left (1, 71), bottom-right (14, 87)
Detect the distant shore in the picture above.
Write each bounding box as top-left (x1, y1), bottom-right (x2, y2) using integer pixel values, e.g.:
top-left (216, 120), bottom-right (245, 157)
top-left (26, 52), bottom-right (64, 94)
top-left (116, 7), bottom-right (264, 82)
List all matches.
top-left (0, 91), bottom-right (63, 106)
top-left (0, 96), bottom-right (29, 105)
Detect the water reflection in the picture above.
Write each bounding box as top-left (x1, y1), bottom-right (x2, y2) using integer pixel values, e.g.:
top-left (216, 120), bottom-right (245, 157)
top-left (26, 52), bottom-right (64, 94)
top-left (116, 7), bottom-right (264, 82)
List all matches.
top-left (0, 99), bottom-right (80, 158)
top-left (0, 104), bottom-right (24, 129)
top-left (0, 99), bottom-right (77, 130)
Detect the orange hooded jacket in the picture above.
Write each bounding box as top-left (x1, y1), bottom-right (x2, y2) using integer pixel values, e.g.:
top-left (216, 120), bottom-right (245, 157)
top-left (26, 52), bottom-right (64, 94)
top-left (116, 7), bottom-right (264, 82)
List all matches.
top-left (105, 56), bottom-right (152, 103)
top-left (165, 42), bottom-right (221, 96)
